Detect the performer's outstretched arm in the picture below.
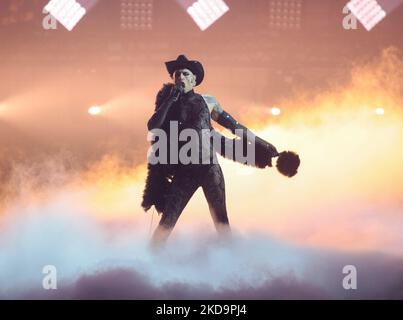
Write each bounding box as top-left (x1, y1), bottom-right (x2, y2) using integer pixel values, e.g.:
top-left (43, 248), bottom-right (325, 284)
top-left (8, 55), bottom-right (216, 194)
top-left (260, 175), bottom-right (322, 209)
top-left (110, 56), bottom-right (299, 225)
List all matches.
top-left (202, 95), bottom-right (279, 168)
top-left (215, 110), bottom-right (279, 157)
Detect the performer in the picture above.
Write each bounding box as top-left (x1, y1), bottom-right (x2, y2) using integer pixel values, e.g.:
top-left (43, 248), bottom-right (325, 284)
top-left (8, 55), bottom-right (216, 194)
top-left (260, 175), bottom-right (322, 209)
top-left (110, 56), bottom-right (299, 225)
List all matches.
top-left (142, 55), bottom-right (299, 248)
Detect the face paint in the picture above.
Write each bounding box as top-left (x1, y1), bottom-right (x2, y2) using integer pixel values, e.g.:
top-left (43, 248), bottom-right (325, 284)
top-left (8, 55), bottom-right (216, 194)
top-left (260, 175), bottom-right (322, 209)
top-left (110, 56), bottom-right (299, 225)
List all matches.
top-left (174, 68), bottom-right (197, 93)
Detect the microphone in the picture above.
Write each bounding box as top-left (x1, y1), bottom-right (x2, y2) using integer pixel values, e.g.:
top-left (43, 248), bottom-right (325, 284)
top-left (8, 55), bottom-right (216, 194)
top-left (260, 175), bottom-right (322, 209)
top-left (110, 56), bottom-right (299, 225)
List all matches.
top-left (172, 82), bottom-right (184, 101)
top-left (170, 82), bottom-right (183, 102)
top-left (176, 82), bottom-right (185, 92)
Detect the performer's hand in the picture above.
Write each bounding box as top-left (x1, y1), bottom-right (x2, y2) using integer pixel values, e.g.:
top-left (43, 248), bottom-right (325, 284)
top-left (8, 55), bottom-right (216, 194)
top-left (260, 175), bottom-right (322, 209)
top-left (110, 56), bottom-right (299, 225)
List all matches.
top-left (176, 81), bottom-right (185, 93)
top-left (170, 82), bottom-right (184, 101)
top-left (266, 141), bottom-right (279, 158)
top-left (254, 136), bottom-right (279, 168)
top-left (267, 143), bottom-right (279, 167)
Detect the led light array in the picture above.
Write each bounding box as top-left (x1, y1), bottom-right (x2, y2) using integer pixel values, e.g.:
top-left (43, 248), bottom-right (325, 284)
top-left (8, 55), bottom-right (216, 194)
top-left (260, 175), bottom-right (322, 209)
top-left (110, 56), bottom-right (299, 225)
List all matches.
top-left (268, 0), bottom-right (302, 30)
top-left (120, 0), bottom-right (153, 30)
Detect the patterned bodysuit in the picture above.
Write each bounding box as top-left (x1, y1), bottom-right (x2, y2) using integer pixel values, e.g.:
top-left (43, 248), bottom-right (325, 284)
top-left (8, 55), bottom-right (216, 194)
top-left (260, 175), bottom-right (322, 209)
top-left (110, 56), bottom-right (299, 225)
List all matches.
top-left (156, 89), bottom-right (229, 231)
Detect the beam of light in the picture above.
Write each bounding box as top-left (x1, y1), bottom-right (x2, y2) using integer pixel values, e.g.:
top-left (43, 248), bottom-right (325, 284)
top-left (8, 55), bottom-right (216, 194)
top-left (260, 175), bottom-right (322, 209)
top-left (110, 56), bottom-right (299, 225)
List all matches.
top-left (44, 0), bottom-right (87, 31)
top-left (1, 49), bottom-right (403, 258)
top-left (178, 0), bottom-right (229, 31)
top-left (12, 47), bottom-right (401, 253)
top-left (375, 107), bottom-right (385, 115)
top-left (88, 106), bottom-right (102, 115)
top-left (271, 107), bottom-right (281, 116)
top-left (346, 0), bottom-right (403, 31)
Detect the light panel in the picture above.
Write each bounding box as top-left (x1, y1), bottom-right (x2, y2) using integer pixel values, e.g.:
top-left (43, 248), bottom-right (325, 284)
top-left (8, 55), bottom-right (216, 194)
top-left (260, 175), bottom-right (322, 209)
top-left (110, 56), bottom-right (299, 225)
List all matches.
top-left (347, 0), bottom-right (403, 31)
top-left (44, 0), bottom-right (86, 31)
top-left (177, 0), bottom-right (229, 31)
top-left (268, 0), bottom-right (303, 30)
top-left (120, 0), bottom-right (153, 31)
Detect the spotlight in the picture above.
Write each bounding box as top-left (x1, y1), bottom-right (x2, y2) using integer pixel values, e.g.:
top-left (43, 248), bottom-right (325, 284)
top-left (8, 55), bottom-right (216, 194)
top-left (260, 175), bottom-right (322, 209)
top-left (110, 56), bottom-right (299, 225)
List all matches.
top-left (271, 107), bottom-right (281, 116)
top-left (176, 0), bottom-right (230, 31)
top-left (375, 107), bottom-right (385, 116)
top-left (347, 0), bottom-right (403, 31)
top-left (44, 0), bottom-right (87, 31)
top-left (88, 106), bottom-right (102, 115)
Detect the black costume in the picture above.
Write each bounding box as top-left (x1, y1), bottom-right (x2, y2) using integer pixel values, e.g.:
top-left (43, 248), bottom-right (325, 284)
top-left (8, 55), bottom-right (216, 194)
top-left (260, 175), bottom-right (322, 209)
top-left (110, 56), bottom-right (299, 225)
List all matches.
top-left (142, 84), bottom-right (229, 231)
top-left (142, 55), bottom-right (283, 244)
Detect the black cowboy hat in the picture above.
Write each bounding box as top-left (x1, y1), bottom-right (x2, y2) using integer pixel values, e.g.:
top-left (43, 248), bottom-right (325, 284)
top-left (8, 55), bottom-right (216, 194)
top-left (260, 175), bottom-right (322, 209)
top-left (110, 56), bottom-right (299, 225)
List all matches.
top-left (165, 55), bottom-right (204, 86)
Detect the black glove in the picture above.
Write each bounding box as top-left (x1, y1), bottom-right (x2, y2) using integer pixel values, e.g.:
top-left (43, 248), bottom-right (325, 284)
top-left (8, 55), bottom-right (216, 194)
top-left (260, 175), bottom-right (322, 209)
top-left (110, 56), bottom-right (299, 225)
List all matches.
top-left (147, 83), bottom-right (184, 130)
top-left (217, 110), bottom-right (279, 168)
top-left (255, 137), bottom-right (278, 168)
top-left (169, 82), bottom-right (184, 102)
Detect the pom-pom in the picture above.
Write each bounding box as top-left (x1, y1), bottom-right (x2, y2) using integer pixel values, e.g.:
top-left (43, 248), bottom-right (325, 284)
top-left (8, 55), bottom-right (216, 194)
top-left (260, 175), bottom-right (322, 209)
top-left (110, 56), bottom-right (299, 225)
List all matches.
top-left (276, 151), bottom-right (300, 177)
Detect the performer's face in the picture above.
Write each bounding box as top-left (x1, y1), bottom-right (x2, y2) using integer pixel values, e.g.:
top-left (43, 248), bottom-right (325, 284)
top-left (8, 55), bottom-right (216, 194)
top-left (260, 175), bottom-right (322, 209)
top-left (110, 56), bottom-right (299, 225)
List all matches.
top-left (173, 68), bottom-right (197, 93)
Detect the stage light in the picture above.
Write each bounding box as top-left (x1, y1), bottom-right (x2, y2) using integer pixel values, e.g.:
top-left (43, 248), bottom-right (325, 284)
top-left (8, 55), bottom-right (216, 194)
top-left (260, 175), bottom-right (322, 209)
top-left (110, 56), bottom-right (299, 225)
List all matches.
top-left (88, 106), bottom-right (102, 115)
top-left (176, 0), bottom-right (229, 31)
top-left (44, 0), bottom-right (87, 31)
top-left (267, 0), bottom-right (303, 30)
top-left (120, 0), bottom-right (153, 31)
top-left (271, 107), bottom-right (281, 116)
top-left (375, 107), bottom-right (385, 116)
top-left (347, 0), bottom-right (403, 31)
top-left (0, 0), bottom-right (39, 27)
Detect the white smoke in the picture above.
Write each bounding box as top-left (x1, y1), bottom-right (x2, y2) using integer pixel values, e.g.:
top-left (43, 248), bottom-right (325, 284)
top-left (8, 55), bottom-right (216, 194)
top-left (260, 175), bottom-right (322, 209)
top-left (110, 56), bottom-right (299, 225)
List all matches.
top-left (1, 191), bottom-right (402, 299)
